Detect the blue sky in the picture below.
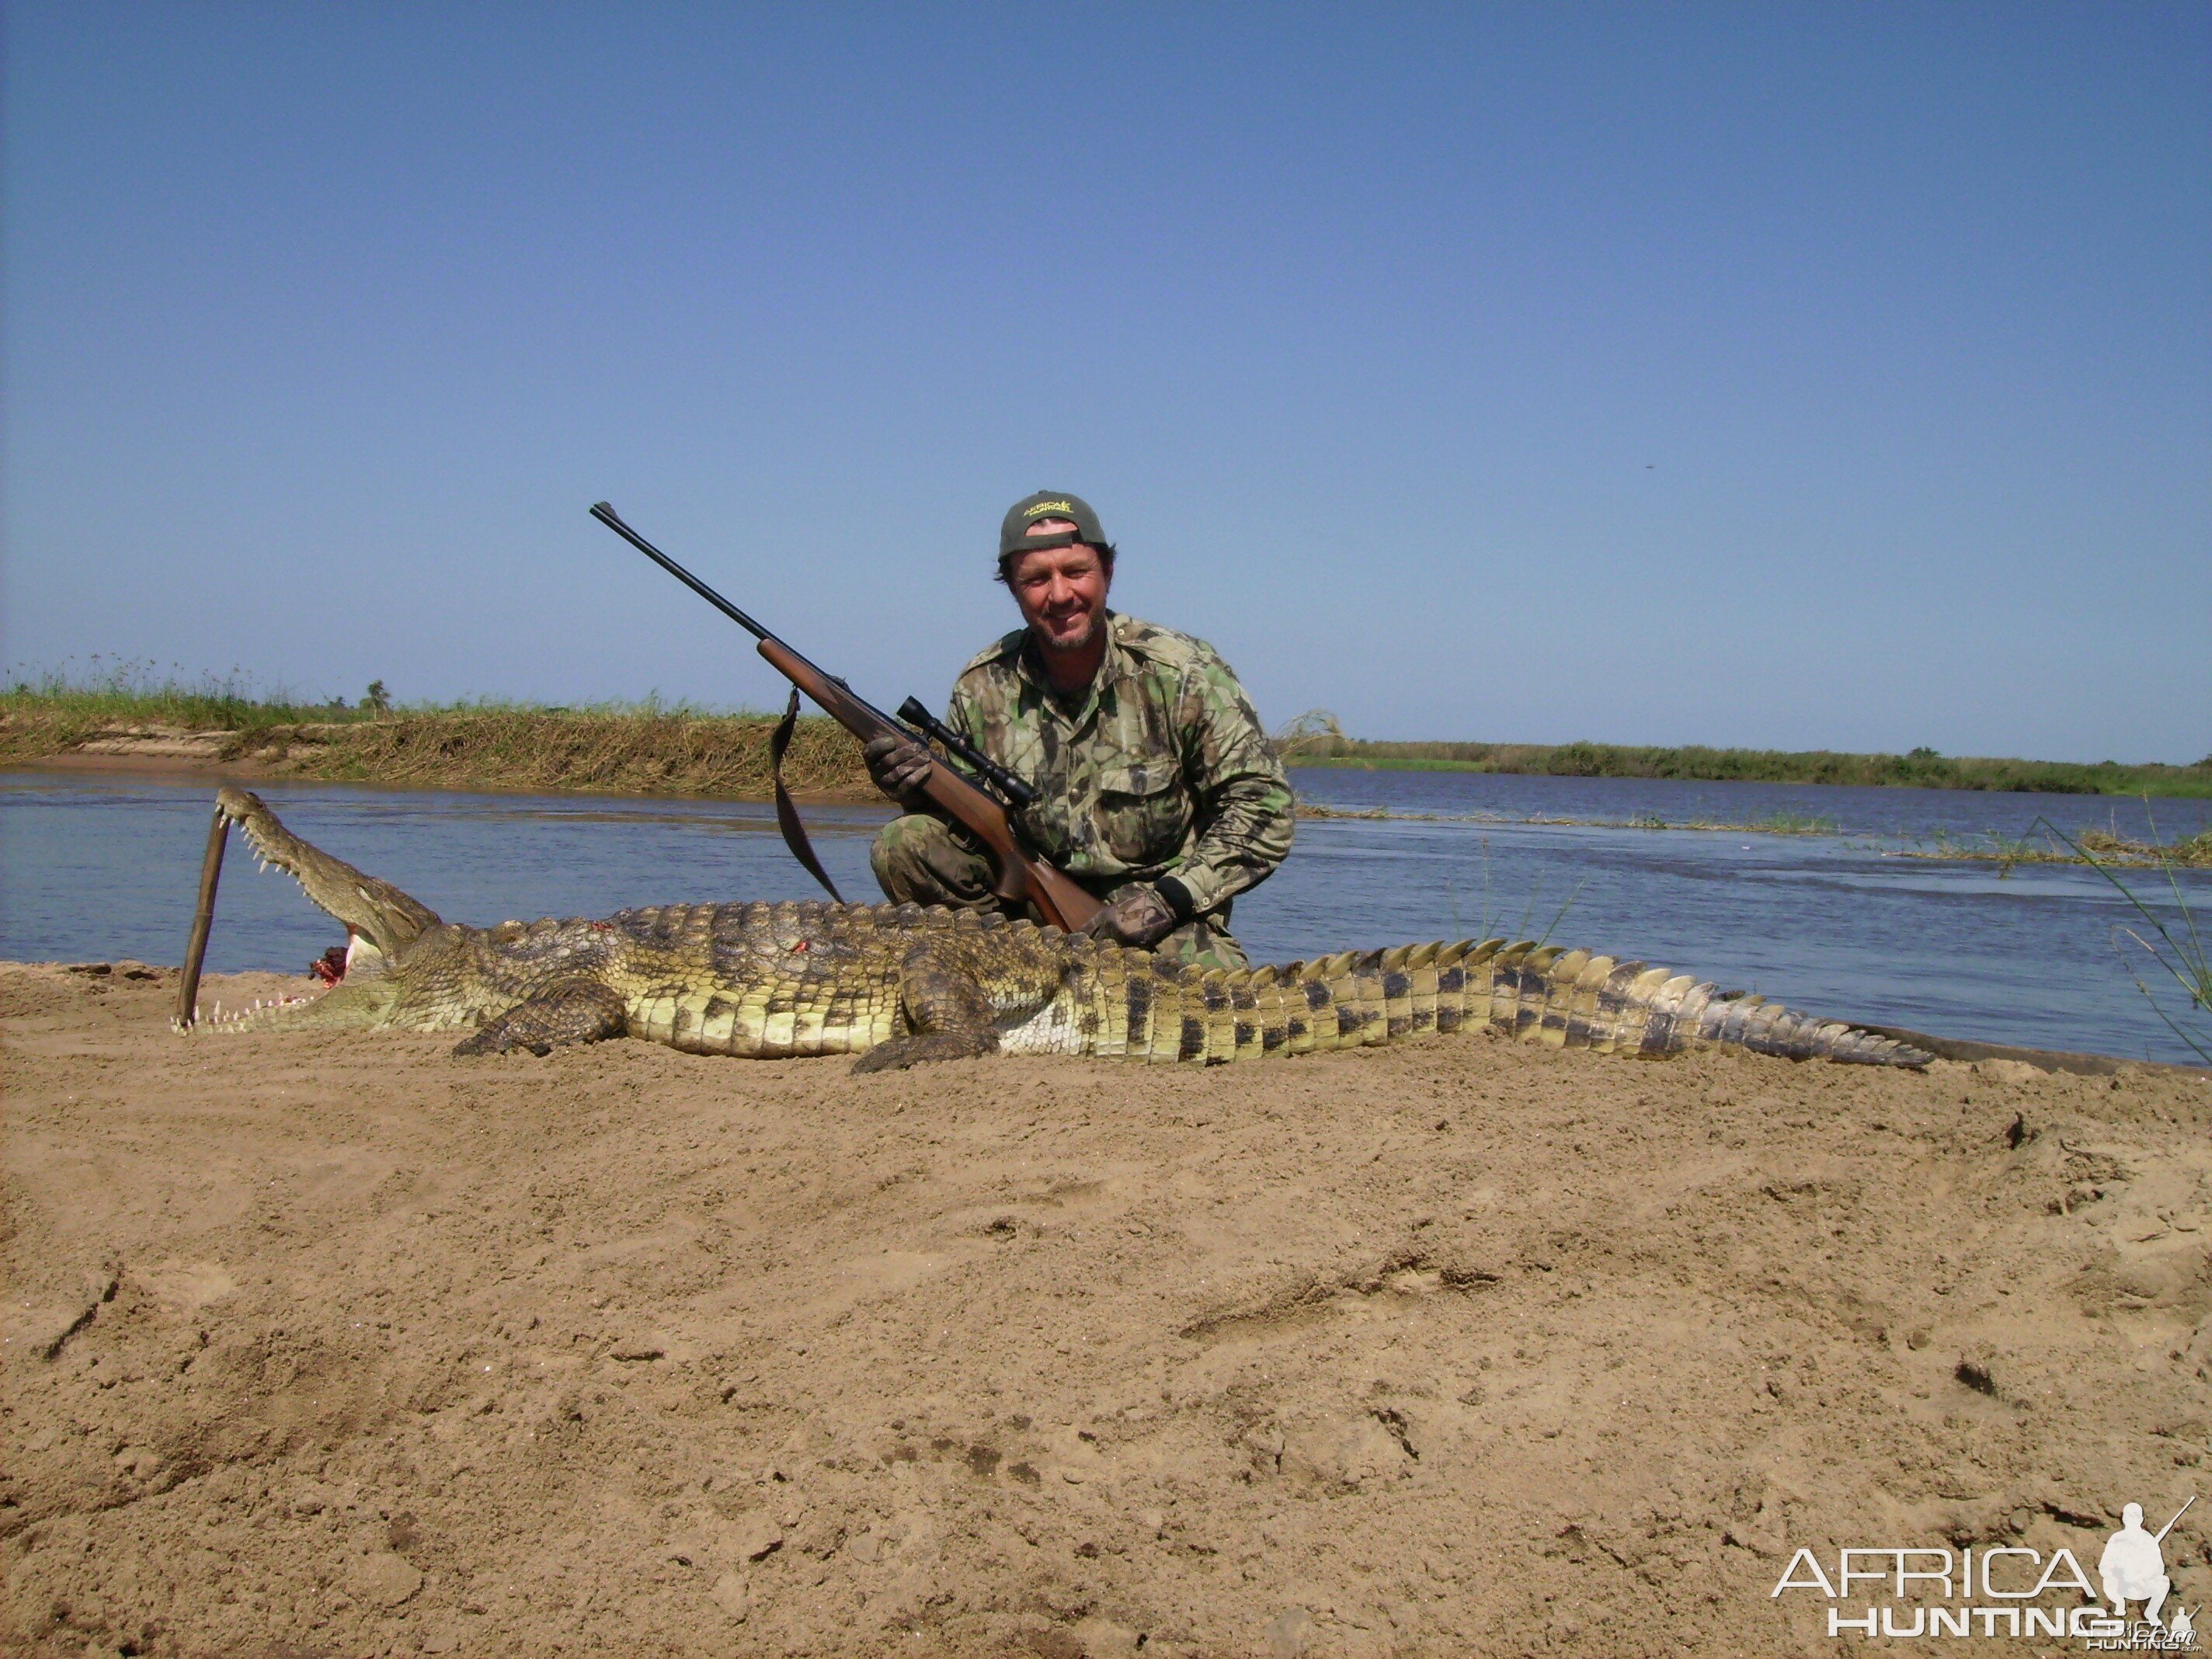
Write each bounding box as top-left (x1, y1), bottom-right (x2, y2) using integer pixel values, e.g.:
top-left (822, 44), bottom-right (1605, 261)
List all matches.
top-left (5, 3), bottom-right (2207, 761)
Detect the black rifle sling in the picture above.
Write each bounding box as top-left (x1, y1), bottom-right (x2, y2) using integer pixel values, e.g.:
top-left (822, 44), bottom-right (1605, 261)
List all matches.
top-left (770, 687), bottom-right (846, 903)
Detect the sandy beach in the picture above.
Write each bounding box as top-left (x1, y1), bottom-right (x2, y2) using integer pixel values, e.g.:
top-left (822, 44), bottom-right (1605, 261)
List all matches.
top-left (5, 959), bottom-right (2210, 1657)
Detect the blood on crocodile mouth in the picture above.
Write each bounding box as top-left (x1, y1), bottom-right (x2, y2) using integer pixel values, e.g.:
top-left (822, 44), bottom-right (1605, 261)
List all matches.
top-left (310, 945), bottom-right (350, 986)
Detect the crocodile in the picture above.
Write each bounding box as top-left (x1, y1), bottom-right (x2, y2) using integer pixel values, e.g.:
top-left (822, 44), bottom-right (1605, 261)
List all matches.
top-left (186, 787), bottom-right (1931, 1071)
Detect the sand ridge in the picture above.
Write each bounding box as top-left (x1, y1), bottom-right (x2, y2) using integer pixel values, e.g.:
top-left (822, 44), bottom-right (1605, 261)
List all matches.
top-left (4, 960), bottom-right (2210, 1657)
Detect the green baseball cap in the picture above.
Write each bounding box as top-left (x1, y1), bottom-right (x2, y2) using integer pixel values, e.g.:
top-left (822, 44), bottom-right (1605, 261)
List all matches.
top-left (1000, 490), bottom-right (1109, 562)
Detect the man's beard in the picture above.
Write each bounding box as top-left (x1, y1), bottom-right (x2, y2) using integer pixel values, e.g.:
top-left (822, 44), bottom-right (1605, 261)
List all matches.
top-left (1037, 609), bottom-right (1102, 654)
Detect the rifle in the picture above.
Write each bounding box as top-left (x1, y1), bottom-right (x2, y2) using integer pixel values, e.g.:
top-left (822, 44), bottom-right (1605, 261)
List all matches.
top-left (590, 503), bottom-right (1104, 934)
top-left (2155, 1496), bottom-right (2196, 1544)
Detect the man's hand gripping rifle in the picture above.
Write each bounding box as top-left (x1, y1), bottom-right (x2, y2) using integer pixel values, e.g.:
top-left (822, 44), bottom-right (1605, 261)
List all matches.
top-left (590, 503), bottom-right (1103, 934)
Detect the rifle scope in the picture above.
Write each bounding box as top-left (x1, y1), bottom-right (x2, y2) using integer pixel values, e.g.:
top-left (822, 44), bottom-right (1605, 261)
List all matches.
top-left (897, 697), bottom-right (1036, 809)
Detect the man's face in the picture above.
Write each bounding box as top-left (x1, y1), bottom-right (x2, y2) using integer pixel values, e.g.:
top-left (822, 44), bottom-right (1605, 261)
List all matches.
top-left (1006, 518), bottom-right (1111, 654)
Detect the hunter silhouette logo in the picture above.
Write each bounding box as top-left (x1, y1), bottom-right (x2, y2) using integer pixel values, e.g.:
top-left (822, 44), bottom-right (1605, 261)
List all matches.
top-left (1769, 1494), bottom-right (2200, 1645)
top-left (2101, 1499), bottom-right (2193, 1632)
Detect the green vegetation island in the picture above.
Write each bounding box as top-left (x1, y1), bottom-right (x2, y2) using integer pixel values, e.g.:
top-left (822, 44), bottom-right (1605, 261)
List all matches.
top-left (4, 670), bottom-right (2208, 803)
top-left (1282, 738), bottom-right (2212, 796)
top-left (1273, 712), bottom-right (2212, 798)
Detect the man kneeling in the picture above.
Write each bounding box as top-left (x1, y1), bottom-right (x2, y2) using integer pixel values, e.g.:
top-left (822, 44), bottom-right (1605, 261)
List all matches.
top-left (2100, 1504), bottom-right (2173, 1626)
top-left (865, 491), bottom-right (1293, 969)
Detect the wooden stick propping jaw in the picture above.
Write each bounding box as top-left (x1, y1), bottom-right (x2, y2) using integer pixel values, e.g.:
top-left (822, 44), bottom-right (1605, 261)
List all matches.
top-left (176, 805), bottom-right (228, 1029)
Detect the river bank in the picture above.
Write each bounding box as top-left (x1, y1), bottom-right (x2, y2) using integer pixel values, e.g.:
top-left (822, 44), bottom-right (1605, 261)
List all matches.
top-left (0, 708), bottom-right (873, 801)
top-left (9, 686), bottom-right (2207, 800)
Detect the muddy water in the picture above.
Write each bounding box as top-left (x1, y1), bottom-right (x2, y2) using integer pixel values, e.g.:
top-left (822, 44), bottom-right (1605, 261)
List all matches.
top-left (3, 769), bottom-right (2207, 1064)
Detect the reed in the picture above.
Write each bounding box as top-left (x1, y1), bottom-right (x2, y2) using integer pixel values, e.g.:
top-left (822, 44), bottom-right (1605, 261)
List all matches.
top-left (2, 657), bottom-right (383, 735)
top-left (1910, 826), bottom-right (2212, 871)
top-left (2031, 810), bottom-right (2212, 1065)
top-left (1745, 809), bottom-right (1840, 836)
top-left (1443, 836), bottom-right (1587, 946)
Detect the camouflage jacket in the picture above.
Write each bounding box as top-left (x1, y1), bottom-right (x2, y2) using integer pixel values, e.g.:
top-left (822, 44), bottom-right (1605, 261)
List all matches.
top-left (944, 613), bottom-right (1294, 916)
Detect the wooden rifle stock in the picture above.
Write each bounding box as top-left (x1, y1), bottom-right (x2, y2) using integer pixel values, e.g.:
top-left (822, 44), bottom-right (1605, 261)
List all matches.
top-left (590, 503), bottom-right (1102, 934)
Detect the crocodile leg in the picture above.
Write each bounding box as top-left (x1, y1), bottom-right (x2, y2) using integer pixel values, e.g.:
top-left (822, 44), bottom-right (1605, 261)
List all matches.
top-left (851, 943), bottom-right (1004, 1073)
top-left (453, 983), bottom-right (628, 1057)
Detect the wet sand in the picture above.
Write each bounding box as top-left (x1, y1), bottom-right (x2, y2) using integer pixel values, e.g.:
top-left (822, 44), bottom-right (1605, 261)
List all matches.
top-left (5, 961), bottom-right (2210, 1657)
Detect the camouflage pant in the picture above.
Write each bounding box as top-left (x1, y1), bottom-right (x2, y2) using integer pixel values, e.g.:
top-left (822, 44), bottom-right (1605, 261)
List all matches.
top-left (869, 814), bottom-right (1250, 971)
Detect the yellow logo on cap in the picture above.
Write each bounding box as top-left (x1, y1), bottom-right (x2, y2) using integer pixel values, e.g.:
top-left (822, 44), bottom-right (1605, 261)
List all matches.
top-left (1024, 500), bottom-right (1074, 517)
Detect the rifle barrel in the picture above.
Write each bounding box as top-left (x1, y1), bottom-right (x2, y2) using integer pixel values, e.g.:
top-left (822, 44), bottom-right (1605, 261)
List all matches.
top-left (2156, 1495), bottom-right (2196, 1543)
top-left (591, 503), bottom-right (899, 733)
top-left (591, 502), bottom-right (772, 642)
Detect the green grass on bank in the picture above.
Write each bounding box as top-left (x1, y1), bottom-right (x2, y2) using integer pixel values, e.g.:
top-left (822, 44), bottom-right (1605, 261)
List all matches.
top-left (1281, 736), bottom-right (2212, 798)
top-left (0, 664), bottom-right (869, 798)
top-left (8, 666), bottom-right (2209, 800)
top-left (5, 660), bottom-right (394, 731)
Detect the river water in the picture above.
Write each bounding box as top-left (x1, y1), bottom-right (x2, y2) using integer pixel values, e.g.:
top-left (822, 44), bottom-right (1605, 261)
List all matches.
top-left (3, 767), bottom-right (2207, 1065)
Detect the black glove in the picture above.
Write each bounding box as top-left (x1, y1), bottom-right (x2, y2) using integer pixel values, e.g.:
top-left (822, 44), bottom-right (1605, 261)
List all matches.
top-left (862, 734), bottom-right (934, 804)
top-left (1083, 885), bottom-right (1181, 950)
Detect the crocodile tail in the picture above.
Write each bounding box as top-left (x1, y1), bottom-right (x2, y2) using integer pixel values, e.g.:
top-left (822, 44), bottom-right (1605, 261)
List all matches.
top-left (1085, 938), bottom-right (1929, 1068)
